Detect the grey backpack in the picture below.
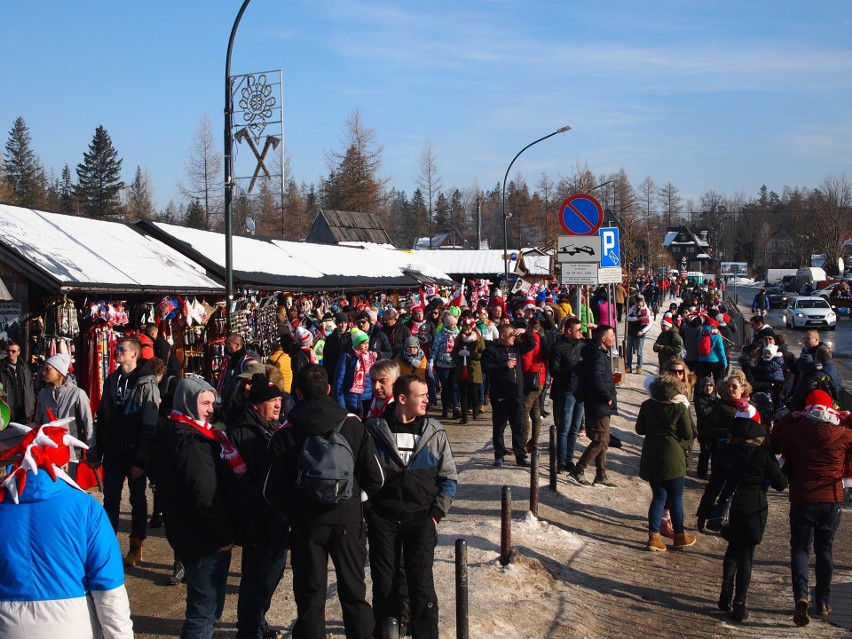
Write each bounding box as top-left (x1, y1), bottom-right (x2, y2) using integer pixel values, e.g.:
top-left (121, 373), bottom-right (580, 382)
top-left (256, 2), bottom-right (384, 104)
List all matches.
top-left (296, 416), bottom-right (356, 504)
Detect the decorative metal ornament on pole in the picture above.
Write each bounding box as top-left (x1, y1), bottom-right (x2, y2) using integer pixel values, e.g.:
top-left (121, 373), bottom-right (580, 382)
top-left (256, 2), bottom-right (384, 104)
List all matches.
top-left (501, 125), bottom-right (571, 287)
top-left (224, 0), bottom-right (253, 332)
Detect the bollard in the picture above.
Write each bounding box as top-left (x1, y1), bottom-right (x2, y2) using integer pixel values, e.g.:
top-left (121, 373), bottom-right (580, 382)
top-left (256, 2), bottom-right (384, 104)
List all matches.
top-left (549, 424), bottom-right (557, 491)
top-left (500, 485), bottom-right (512, 565)
top-left (383, 617), bottom-right (399, 639)
top-left (455, 539), bottom-right (469, 639)
top-left (529, 450), bottom-right (540, 517)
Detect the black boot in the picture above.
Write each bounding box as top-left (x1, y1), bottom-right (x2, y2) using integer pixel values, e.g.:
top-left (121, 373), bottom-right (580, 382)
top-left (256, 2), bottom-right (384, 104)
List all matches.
top-left (718, 580), bottom-right (734, 612)
top-left (731, 602), bottom-right (748, 623)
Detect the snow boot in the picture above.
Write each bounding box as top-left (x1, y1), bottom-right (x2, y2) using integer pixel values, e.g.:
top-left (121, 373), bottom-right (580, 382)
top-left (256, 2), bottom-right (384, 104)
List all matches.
top-left (646, 533), bottom-right (666, 552)
top-left (672, 532), bottom-right (696, 549)
top-left (124, 536), bottom-right (144, 567)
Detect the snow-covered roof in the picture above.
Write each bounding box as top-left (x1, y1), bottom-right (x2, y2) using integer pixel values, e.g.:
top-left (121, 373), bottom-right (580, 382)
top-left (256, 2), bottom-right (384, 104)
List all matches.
top-left (412, 249), bottom-right (551, 277)
top-left (0, 204), bottom-right (223, 294)
top-left (662, 231), bottom-right (678, 247)
top-left (136, 222), bottom-right (452, 290)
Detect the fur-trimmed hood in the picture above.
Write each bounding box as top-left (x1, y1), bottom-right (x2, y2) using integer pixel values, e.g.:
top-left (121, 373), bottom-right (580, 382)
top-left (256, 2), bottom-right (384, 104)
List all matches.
top-left (646, 374), bottom-right (689, 406)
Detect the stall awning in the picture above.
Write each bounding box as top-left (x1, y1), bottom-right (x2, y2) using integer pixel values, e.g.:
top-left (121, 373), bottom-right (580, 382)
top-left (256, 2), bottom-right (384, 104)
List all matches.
top-left (134, 221), bottom-right (453, 291)
top-left (0, 205), bottom-right (224, 294)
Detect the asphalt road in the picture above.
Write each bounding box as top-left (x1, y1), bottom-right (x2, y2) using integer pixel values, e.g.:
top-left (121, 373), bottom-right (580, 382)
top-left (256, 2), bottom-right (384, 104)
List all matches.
top-left (728, 285), bottom-right (852, 383)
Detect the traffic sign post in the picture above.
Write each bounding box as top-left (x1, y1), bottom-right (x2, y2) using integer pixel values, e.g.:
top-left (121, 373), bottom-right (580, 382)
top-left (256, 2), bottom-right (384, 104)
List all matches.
top-left (559, 194), bottom-right (604, 236)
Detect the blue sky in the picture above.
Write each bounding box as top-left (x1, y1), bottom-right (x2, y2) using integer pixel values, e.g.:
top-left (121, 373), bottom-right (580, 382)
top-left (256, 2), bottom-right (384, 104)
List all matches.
top-left (3, 1), bottom-right (851, 211)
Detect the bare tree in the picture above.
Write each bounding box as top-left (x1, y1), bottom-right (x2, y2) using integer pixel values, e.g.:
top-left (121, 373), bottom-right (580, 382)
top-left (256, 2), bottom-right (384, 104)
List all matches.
top-left (126, 165), bottom-right (155, 220)
top-left (415, 138), bottom-right (442, 246)
top-left (658, 182), bottom-right (681, 227)
top-left (812, 175), bottom-right (852, 273)
top-left (180, 114), bottom-right (222, 230)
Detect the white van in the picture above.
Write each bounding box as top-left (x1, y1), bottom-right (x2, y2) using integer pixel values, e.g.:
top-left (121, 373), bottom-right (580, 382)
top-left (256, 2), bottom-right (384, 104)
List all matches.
top-left (794, 267), bottom-right (827, 294)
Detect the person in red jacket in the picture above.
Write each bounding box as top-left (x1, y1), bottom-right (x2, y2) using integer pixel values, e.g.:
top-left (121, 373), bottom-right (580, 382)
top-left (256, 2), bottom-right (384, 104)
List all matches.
top-left (519, 317), bottom-right (547, 451)
top-left (771, 389), bottom-right (852, 626)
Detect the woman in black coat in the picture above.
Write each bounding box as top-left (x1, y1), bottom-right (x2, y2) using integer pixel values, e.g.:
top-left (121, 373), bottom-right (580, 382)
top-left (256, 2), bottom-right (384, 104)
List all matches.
top-left (697, 416), bottom-right (787, 624)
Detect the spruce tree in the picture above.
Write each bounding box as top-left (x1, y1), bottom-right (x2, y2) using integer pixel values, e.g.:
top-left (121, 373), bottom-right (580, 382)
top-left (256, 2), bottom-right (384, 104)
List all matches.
top-left (185, 199), bottom-right (206, 229)
top-left (75, 125), bottom-right (124, 218)
top-left (59, 164), bottom-right (75, 213)
top-left (3, 116), bottom-right (44, 208)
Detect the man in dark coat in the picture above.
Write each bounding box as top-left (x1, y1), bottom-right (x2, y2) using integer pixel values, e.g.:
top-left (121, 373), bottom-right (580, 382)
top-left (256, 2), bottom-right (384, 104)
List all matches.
top-left (549, 317), bottom-right (587, 473)
top-left (0, 341), bottom-right (35, 423)
top-left (481, 323), bottom-right (534, 467)
top-left (355, 311), bottom-right (392, 361)
top-left (264, 364), bottom-right (384, 639)
top-left (771, 389), bottom-right (852, 626)
top-left (380, 308), bottom-right (411, 358)
top-left (229, 373), bottom-right (289, 639)
top-left (570, 324), bottom-right (618, 487)
top-left (322, 312), bottom-right (351, 383)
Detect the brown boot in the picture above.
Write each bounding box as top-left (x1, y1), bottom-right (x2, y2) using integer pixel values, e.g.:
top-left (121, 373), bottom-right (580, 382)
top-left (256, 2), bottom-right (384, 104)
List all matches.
top-left (673, 531), bottom-right (696, 549)
top-left (646, 533), bottom-right (666, 552)
top-left (124, 536), bottom-right (144, 567)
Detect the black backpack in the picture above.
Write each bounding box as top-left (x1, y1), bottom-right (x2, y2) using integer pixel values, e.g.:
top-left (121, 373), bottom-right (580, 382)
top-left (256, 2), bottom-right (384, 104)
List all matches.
top-left (296, 416), bottom-right (356, 504)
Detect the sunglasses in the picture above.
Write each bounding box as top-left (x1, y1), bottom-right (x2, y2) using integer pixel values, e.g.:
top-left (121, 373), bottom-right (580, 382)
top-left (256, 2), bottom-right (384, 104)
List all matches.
top-left (114, 346), bottom-right (127, 355)
top-left (671, 369), bottom-right (685, 375)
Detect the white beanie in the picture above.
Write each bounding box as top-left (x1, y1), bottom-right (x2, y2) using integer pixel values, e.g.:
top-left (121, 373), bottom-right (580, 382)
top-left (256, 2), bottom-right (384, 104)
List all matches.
top-left (45, 353), bottom-right (71, 377)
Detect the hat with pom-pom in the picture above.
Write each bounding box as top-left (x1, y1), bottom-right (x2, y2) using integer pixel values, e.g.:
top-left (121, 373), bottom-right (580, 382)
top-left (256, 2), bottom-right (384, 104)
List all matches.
top-left (803, 390), bottom-right (840, 425)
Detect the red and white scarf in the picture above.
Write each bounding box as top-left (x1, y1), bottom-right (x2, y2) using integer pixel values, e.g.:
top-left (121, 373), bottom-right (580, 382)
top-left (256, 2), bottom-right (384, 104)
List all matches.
top-left (350, 350), bottom-right (376, 395)
top-left (368, 396), bottom-right (394, 418)
top-left (169, 410), bottom-right (247, 475)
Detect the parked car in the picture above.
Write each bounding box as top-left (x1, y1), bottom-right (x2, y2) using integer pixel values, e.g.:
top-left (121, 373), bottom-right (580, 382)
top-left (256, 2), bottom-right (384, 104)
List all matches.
top-left (784, 296), bottom-right (836, 330)
top-left (781, 274), bottom-right (797, 292)
top-left (765, 285), bottom-right (791, 308)
top-left (817, 282), bottom-right (842, 301)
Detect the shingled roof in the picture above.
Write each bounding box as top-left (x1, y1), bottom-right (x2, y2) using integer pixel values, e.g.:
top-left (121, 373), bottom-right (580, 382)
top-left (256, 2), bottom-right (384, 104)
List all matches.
top-left (305, 209), bottom-right (393, 245)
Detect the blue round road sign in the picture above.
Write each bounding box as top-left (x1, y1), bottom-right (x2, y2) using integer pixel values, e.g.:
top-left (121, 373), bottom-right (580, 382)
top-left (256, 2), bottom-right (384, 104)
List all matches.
top-left (559, 194), bottom-right (604, 235)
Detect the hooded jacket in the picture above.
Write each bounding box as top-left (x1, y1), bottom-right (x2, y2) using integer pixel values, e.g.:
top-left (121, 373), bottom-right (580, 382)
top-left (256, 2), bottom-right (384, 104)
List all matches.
top-left (581, 341), bottom-right (617, 418)
top-left (264, 395), bottom-right (384, 526)
top-left (549, 333), bottom-right (586, 395)
top-left (365, 406), bottom-right (458, 523)
top-left (771, 411), bottom-right (852, 503)
top-left (635, 375), bottom-right (696, 482)
top-left (151, 377), bottom-right (243, 563)
top-left (35, 375), bottom-right (94, 462)
top-left (94, 360), bottom-right (160, 467)
top-left (0, 469), bottom-right (133, 639)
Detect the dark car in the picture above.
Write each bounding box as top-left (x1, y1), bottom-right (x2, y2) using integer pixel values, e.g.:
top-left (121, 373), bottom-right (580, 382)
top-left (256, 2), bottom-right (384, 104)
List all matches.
top-left (766, 285), bottom-right (790, 308)
top-left (781, 274), bottom-right (797, 292)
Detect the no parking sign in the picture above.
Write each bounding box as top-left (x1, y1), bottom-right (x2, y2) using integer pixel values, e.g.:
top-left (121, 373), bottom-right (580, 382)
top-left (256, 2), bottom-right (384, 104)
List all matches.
top-left (559, 194), bottom-right (604, 235)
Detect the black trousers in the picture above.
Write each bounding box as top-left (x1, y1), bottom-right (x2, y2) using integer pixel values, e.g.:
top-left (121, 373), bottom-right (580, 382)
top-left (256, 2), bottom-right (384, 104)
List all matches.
top-left (290, 522), bottom-right (373, 639)
top-left (368, 511), bottom-right (439, 639)
top-left (722, 541), bottom-right (756, 605)
top-left (491, 397), bottom-right (526, 461)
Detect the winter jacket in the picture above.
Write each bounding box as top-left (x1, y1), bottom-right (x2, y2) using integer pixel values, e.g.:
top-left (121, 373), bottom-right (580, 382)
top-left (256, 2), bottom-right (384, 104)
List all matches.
top-left (366, 325), bottom-right (393, 361)
top-left (452, 333), bottom-right (484, 384)
top-left (381, 321), bottom-right (411, 358)
top-left (429, 327), bottom-right (460, 369)
top-left (789, 370), bottom-right (838, 411)
top-left (0, 472), bottom-right (133, 639)
top-left (626, 304), bottom-right (651, 337)
top-left (753, 356), bottom-right (786, 384)
top-left (267, 348), bottom-right (293, 393)
top-left (654, 327), bottom-right (683, 368)
top-left (94, 360), bottom-right (160, 468)
top-left (395, 351), bottom-right (428, 380)
top-left (217, 347), bottom-right (259, 415)
top-left (581, 342), bottom-right (618, 418)
top-left (264, 395), bottom-right (384, 526)
top-left (682, 321), bottom-right (701, 363)
top-left (35, 376), bottom-right (94, 462)
top-left (322, 329), bottom-right (351, 383)
top-left (365, 408), bottom-right (458, 523)
top-left (481, 340), bottom-right (529, 403)
top-left (635, 376), bottom-right (696, 483)
top-left (693, 387), bottom-right (723, 446)
top-left (597, 301), bottom-right (616, 327)
top-left (519, 330), bottom-right (547, 389)
top-left (697, 438), bottom-right (787, 545)
top-left (697, 329), bottom-right (728, 367)
top-left (549, 334), bottom-right (587, 395)
top-left (771, 412), bottom-right (852, 504)
top-left (228, 407), bottom-right (289, 546)
top-left (0, 359), bottom-right (35, 418)
top-left (334, 349), bottom-right (374, 411)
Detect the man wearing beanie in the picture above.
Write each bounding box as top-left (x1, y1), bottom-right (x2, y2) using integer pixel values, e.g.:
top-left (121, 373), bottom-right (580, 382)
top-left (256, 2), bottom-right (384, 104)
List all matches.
top-left (152, 377), bottom-right (248, 639)
top-left (771, 389), bottom-right (852, 626)
top-left (228, 373), bottom-right (289, 639)
top-left (34, 353), bottom-right (94, 481)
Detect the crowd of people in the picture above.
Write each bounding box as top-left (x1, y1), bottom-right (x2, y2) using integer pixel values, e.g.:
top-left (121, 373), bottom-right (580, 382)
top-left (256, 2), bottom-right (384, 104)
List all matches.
top-left (0, 273), bottom-right (850, 636)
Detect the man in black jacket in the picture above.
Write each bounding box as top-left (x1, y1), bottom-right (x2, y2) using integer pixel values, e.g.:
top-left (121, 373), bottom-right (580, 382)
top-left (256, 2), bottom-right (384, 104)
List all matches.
top-left (264, 364), bottom-right (384, 639)
top-left (481, 323), bottom-right (533, 467)
top-left (549, 317), bottom-right (587, 473)
top-left (0, 341), bottom-right (35, 423)
top-left (355, 311), bottom-right (392, 361)
top-left (570, 324), bottom-right (619, 487)
top-left (322, 312), bottom-right (351, 382)
top-left (152, 376), bottom-right (246, 638)
top-left (229, 373), bottom-right (289, 639)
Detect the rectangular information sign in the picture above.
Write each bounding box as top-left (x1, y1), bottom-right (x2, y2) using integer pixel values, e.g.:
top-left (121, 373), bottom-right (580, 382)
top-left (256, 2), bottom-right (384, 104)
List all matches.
top-left (560, 263), bottom-right (598, 285)
top-left (597, 267), bottom-right (623, 284)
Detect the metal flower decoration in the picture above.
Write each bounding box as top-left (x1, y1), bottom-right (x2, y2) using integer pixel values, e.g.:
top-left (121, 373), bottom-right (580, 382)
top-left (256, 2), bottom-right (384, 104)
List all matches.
top-left (238, 74), bottom-right (276, 144)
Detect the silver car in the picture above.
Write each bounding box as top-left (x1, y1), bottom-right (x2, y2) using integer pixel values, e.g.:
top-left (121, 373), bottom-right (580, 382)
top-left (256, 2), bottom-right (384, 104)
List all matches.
top-left (784, 296), bottom-right (837, 330)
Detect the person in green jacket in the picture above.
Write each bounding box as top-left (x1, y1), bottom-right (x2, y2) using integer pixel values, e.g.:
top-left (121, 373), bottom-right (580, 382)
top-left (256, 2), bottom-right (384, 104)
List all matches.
top-left (635, 374), bottom-right (697, 552)
top-left (653, 316), bottom-right (683, 370)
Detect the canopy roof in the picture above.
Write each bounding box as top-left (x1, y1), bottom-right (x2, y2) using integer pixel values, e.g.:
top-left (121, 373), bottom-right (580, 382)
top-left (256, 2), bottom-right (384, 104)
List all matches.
top-left (413, 248), bottom-right (551, 277)
top-left (134, 221), bottom-right (452, 291)
top-left (0, 205), bottom-right (223, 294)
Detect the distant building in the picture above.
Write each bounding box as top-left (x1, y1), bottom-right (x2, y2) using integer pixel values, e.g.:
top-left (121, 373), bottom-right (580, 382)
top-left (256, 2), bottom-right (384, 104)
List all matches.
top-left (662, 225), bottom-right (714, 272)
top-left (304, 209), bottom-right (393, 246)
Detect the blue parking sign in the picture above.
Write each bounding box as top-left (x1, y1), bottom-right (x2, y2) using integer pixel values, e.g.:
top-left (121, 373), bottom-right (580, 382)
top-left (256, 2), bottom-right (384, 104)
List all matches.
top-left (599, 227), bottom-right (620, 267)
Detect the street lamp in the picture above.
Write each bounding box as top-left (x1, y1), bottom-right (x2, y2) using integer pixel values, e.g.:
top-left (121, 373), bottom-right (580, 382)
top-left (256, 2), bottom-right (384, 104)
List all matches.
top-left (224, 0), bottom-right (253, 331)
top-left (501, 125), bottom-right (571, 286)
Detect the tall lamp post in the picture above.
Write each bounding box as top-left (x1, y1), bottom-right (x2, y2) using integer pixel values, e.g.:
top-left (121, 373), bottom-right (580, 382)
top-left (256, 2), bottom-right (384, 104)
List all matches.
top-left (501, 125), bottom-right (571, 286)
top-left (224, 0), bottom-right (253, 331)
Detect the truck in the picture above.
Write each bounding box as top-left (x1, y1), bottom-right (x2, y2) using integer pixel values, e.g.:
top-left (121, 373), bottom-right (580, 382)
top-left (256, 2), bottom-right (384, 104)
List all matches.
top-left (765, 268), bottom-right (798, 285)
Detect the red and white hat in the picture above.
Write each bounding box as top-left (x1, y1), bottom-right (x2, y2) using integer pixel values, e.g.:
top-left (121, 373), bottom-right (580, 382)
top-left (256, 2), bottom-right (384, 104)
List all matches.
top-left (661, 317), bottom-right (673, 328)
top-left (735, 404), bottom-right (761, 423)
top-left (294, 326), bottom-right (313, 346)
top-left (804, 390), bottom-right (840, 425)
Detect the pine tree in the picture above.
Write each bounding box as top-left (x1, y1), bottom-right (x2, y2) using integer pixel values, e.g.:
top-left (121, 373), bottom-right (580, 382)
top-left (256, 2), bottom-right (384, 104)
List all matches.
top-left (75, 125), bottom-right (124, 218)
top-left (185, 199), bottom-right (206, 229)
top-left (127, 165), bottom-right (154, 220)
top-left (3, 116), bottom-right (44, 208)
top-left (59, 164), bottom-right (75, 213)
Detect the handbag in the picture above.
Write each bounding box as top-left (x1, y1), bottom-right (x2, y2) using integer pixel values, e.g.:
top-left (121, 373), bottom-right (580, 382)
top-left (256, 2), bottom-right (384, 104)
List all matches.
top-left (705, 446), bottom-right (760, 532)
top-left (523, 371), bottom-right (540, 393)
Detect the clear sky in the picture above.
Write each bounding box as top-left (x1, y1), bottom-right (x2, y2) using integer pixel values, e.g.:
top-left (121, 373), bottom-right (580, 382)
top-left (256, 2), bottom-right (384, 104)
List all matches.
top-left (2, 1), bottom-right (851, 211)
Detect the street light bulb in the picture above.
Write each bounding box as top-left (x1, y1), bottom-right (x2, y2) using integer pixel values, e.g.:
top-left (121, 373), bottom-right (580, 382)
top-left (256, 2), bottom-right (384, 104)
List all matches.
top-left (556, 125), bottom-right (572, 133)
